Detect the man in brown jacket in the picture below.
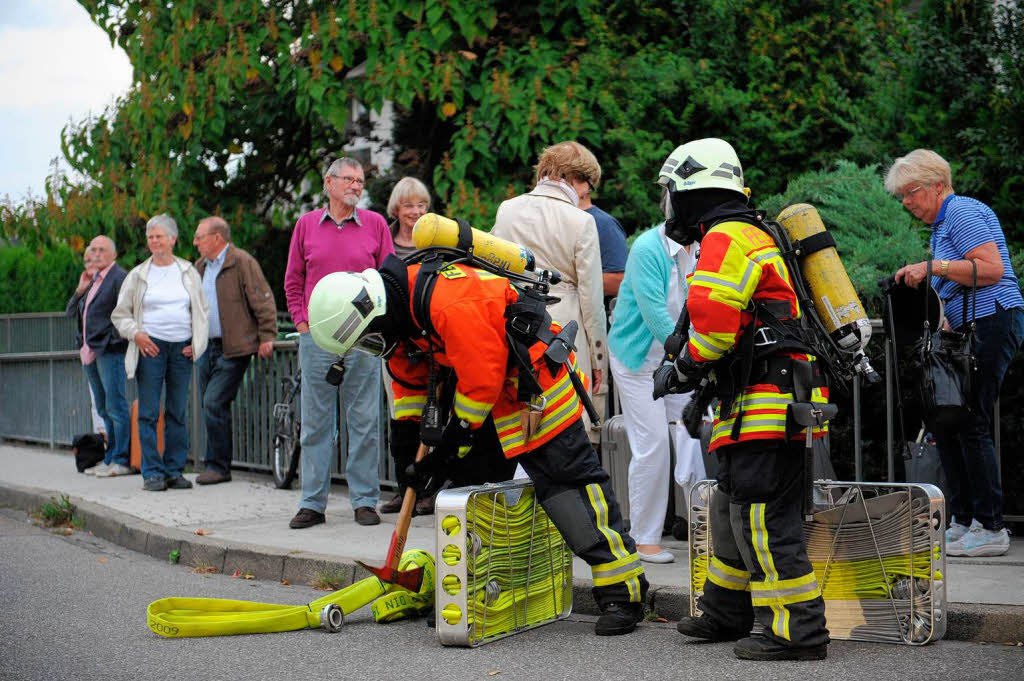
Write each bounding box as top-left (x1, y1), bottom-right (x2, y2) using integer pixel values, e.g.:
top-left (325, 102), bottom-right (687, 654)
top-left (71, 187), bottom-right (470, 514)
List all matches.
top-left (193, 216), bottom-right (277, 484)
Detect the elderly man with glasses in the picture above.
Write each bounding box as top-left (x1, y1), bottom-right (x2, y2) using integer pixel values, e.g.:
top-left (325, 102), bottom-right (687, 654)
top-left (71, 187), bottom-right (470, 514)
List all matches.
top-left (284, 157), bottom-right (395, 528)
top-left (192, 216), bottom-right (278, 485)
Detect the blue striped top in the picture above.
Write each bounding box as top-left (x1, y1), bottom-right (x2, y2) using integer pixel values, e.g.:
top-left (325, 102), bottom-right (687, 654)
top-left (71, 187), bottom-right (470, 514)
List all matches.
top-left (930, 194), bottom-right (1023, 329)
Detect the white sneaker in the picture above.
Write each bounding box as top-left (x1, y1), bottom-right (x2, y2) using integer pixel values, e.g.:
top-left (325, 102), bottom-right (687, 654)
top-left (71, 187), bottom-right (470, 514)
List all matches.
top-left (944, 518), bottom-right (976, 545)
top-left (85, 463), bottom-right (110, 477)
top-left (948, 525), bottom-right (1010, 557)
top-left (95, 463), bottom-right (134, 477)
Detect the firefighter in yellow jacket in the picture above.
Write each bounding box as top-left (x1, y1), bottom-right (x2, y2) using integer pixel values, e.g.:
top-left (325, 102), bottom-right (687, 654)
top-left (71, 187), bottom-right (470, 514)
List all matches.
top-left (306, 253), bottom-right (648, 636)
top-left (653, 138), bottom-right (830, 660)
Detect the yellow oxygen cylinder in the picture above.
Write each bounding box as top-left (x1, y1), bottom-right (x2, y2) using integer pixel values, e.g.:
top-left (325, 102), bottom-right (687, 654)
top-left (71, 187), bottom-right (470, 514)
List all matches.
top-left (412, 213), bottom-right (535, 274)
top-left (776, 203), bottom-right (871, 353)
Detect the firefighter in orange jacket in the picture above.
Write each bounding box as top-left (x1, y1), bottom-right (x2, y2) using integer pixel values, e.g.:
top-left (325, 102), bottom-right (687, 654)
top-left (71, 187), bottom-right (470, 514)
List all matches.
top-left (306, 253), bottom-right (648, 636)
top-left (653, 138), bottom-right (830, 660)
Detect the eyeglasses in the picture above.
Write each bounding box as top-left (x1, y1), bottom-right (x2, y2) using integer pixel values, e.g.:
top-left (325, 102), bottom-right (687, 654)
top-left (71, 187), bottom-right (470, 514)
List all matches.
top-left (330, 175), bottom-right (366, 187)
top-left (898, 185), bottom-right (924, 202)
top-left (586, 179), bottom-right (595, 193)
top-left (193, 232), bottom-right (215, 241)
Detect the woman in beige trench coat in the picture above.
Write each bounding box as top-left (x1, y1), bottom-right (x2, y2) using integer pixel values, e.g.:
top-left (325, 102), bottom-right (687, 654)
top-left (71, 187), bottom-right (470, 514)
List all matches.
top-left (492, 141), bottom-right (607, 439)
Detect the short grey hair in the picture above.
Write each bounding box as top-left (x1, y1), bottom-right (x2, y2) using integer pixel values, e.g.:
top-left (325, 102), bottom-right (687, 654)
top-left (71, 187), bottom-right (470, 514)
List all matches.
top-left (386, 177), bottom-right (431, 219)
top-left (146, 213), bottom-right (178, 240)
top-left (884, 149), bottom-right (954, 196)
top-left (324, 157), bottom-right (363, 179)
top-left (200, 216), bottom-right (231, 242)
top-left (91, 234), bottom-right (117, 256)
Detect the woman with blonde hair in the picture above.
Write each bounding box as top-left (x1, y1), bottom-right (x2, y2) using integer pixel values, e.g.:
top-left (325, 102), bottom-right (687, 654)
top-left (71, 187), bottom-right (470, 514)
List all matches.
top-left (492, 141), bottom-right (607, 438)
top-left (887, 148), bottom-right (1024, 557)
top-left (386, 177), bottom-right (431, 259)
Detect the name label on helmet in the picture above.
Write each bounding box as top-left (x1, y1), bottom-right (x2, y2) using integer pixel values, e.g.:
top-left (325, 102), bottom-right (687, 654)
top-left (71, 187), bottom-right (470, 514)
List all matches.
top-left (439, 264), bottom-right (466, 279)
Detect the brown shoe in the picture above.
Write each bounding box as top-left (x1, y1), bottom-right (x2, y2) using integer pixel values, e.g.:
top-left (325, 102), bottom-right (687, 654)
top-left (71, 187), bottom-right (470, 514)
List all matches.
top-left (354, 506), bottom-right (381, 526)
top-left (289, 508), bottom-right (325, 529)
top-left (196, 469), bottom-right (232, 485)
top-left (379, 493), bottom-right (403, 514)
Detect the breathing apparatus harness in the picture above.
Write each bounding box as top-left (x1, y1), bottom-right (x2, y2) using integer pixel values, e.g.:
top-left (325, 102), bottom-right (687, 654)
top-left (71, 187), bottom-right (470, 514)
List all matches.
top-left (400, 218), bottom-right (601, 447)
top-left (660, 209), bottom-right (843, 441)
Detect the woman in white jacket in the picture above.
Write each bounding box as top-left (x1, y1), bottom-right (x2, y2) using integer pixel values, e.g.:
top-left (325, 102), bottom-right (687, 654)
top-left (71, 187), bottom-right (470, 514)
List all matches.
top-left (492, 141), bottom-right (607, 438)
top-left (112, 214), bottom-right (208, 492)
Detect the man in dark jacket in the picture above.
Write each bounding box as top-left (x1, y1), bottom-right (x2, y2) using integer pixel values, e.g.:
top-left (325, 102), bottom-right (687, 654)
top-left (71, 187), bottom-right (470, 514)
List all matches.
top-left (66, 235), bottom-right (132, 477)
top-left (193, 216), bottom-right (278, 484)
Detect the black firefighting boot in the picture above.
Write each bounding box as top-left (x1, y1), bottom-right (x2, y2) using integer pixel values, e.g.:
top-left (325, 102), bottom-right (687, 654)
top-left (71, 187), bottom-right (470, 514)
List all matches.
top-left (733, 635), bottom-right (827, 661)
top-left (594, 602), bottom-right (644, 636)
top-left (676, 616), bottom-right (747, 642)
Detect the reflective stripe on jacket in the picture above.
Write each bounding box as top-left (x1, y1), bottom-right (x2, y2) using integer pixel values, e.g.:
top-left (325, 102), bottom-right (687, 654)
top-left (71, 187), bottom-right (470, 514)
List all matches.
top-left (388, 263), bottom-right (584, 458)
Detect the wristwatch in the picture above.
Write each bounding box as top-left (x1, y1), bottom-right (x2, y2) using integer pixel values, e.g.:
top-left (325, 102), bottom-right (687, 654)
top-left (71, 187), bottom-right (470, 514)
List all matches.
top-left (939, 259), bottom-right (951, 277)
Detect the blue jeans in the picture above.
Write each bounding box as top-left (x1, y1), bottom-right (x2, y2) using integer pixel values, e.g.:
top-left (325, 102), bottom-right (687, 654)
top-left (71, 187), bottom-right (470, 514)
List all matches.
top-left (197, 341), bottom-right (251, 475)
top-left (136, 337), bottom-right (193, 480)
top-left (936, 303), bottom-right (1024, 531)
top-left (298, 333), bottom-right (381, 513)
top-left (82, 351), bottom-right (130, 466)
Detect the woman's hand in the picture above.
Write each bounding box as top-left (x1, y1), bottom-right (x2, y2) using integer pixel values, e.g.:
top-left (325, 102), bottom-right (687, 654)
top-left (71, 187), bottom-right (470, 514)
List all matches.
top-left (894, 261), bottom-right (929, 288)
top-left (592, 369), bottom-right (602, 393)
top-left (134, 332), bottom-right (159, 357)
top-left (183, 345), bottom-right (193, 359)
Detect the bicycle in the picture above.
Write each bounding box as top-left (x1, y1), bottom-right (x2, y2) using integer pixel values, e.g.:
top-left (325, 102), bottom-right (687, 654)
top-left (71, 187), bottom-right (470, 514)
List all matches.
top-left (272, 366), bottom-right (302, 489)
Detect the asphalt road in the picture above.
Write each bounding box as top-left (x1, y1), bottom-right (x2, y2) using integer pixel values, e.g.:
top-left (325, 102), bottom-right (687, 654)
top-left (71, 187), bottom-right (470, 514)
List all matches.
top-left (1, 508), bottom-right (1019, 681)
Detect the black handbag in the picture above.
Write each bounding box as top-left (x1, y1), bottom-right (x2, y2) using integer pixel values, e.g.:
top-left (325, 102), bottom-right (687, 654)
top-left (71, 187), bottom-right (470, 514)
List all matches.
top-left (917, 260), bottom-right (978, 436)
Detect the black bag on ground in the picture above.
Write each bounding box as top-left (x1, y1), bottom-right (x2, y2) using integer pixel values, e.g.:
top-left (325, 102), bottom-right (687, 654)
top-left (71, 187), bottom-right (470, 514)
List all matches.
top-left (73, 433), bottom-right (105, 472)
top-left (916, 260), bottom-right (978, 436)
top-left (903, 429), bottom-right (947, 490)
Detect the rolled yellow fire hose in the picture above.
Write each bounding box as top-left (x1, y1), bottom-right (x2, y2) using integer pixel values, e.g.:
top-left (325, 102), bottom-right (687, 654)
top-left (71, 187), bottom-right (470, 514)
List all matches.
top-left (147, 549), bottom-right (434, 638)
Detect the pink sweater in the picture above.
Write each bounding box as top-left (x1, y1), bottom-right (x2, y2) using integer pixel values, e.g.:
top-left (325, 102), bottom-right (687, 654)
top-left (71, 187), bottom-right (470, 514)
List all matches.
top-left (284, 207), bottom-right (395, 326)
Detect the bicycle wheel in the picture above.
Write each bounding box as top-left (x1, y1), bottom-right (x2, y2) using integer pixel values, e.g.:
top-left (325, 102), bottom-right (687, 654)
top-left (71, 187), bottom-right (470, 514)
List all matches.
top-left (272, 405), bottom-right (301, 489)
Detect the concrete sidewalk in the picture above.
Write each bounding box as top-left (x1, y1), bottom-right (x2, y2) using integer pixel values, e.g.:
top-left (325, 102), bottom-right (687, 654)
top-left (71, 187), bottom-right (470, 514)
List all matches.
top-left (1, 442), bottom-right (1022, 642)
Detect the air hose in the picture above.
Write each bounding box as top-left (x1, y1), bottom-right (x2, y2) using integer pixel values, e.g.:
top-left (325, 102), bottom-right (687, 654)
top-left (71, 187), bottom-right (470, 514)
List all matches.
top-left (146, 549), bottom-right (434, 638)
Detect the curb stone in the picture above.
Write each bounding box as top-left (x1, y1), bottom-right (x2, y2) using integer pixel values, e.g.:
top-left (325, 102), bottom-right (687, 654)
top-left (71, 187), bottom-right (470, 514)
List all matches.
top-left (2, 480), bottom-right (1021, 643)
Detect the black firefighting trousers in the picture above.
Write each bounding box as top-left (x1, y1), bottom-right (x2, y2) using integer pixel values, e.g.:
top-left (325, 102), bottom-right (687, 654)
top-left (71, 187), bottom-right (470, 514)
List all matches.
top-left (698, 439), bottom-right (829, 647)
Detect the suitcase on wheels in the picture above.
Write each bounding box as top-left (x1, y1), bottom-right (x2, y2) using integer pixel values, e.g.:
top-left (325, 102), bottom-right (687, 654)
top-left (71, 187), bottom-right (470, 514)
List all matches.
top-left (600, 414), bottom-right (632, 524)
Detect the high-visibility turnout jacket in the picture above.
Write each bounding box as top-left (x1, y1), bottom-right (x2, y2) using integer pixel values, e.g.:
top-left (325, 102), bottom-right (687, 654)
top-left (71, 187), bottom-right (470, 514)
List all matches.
top-left (388, 262), bottom-right (586, 458)
top-left (685, 220), bottom-right (828, 452)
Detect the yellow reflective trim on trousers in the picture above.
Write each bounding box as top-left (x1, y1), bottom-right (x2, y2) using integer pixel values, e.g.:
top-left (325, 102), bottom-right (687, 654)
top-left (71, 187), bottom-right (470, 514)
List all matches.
top-left (585, 483), bottom-right (638, 601)
top-left (591, 553), bottom-right (644, 587)
top-left (750, 503), bottom-right (790, 640)
top-left (750, 572), bottom-right (821, 607)
top-left (708, 556), bottom-right (750, 591)
top-left (454, 391), bottom-right (491, 425)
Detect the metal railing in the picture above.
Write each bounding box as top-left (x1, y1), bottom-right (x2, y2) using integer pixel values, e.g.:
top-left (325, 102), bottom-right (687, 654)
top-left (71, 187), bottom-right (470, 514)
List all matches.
top-left (0, 322), bottom-right (398, 490)
top-left (0, 312), bottom-right (1014, 517)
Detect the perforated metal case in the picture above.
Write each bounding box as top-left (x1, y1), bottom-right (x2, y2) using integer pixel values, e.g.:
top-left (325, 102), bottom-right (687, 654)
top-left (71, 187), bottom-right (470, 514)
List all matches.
top-left (435, 480), bottom-right (573, 647)
top-left (689, 479), bottom-right (946, 645)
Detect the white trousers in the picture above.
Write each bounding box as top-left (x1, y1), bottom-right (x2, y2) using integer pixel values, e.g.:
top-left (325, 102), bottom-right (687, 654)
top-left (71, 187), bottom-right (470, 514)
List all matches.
top-left (610, 351), bottom-right (704, 545)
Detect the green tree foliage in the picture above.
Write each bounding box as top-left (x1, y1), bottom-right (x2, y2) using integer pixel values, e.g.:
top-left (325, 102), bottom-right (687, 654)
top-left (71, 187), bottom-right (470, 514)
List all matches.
top-left (1, 0), bottom-right (909, 253)
top-left (2, 0), bottom-right (1022, 313)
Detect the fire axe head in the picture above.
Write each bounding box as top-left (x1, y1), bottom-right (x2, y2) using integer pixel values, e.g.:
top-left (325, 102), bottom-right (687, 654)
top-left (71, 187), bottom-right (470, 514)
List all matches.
top-left (356, 560), bottom-right (425, 594)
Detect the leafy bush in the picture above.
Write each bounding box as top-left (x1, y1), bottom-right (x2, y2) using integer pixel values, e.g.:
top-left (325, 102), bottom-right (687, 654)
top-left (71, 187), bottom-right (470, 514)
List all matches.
top-left (0, 244), bottom-right (82, 313)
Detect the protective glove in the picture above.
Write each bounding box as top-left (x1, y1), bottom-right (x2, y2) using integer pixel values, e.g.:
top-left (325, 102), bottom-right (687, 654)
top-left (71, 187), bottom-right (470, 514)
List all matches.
top-left (405, 456), bottom-right (445, 498)
top-left (434, 417), bottom-right (474, 461)
top-left (673, 352), bottom-right (704, 393)
top-left (652, 353), bottom-right (704, 400)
